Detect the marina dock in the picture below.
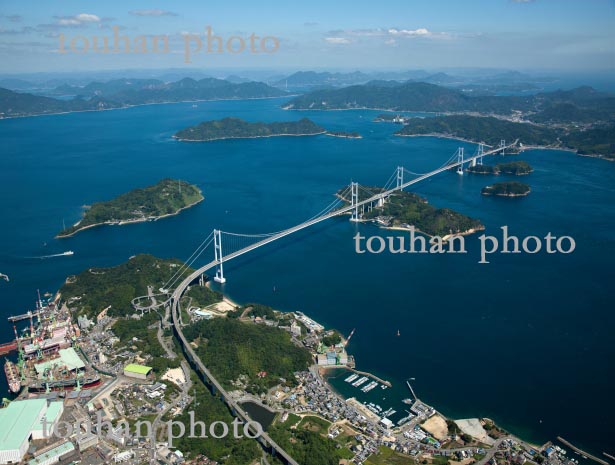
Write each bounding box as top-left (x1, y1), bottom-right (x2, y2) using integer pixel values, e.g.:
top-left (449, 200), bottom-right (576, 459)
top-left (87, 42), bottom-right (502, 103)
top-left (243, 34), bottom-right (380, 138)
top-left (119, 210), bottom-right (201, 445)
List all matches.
top-left (347, 368), bottom-right (392, 387)
top-left (557, 437), bottom-right (610, 465)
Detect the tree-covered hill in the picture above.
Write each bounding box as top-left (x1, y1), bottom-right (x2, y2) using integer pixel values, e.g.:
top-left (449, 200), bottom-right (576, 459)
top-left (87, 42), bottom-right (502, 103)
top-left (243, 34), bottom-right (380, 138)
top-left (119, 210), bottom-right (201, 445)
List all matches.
top-left (58, 178), bottom-right (203, 237)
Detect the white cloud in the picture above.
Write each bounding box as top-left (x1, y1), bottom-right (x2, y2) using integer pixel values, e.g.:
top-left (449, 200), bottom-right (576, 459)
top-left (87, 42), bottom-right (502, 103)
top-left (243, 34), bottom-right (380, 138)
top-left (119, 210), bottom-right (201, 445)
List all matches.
top-left (75, 13), bottom-right (100, 22)
top-left (388, 28), bottom-right (432, 37)
top-left (324, 37), bottom-right (351, 44)
top-left (326, 27), bottom-right (455, 43)
top-left (130, 9), bottom-right (178, 17)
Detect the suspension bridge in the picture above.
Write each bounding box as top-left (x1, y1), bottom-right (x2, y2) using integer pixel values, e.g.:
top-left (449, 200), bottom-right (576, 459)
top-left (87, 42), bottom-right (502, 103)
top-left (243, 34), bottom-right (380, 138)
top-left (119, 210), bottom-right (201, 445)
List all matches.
top-left (164, 140), bottom-right (516, 465)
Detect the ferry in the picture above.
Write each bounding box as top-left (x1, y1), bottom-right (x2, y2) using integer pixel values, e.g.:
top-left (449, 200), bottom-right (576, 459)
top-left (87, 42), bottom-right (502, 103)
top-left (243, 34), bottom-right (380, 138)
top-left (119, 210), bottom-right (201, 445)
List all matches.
top-left (345, 373), bottom-right (359, 383)
top-left (62, 251), bottom-right (74, 256)
top-left (4, 360), bottom-right (20, 393)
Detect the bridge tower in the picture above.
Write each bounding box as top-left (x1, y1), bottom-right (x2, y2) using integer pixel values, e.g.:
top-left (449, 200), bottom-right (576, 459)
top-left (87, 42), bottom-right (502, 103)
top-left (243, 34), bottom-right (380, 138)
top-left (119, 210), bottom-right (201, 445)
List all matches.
top-left (456, 147), bottom-right (464, 175)
top-left (350, 182), bottom-right (360, 222)
top-left (396, 166), bottom-right (404, 190)
top-left (477, 143), bottom-right (484, 165)
top-left (500, 139), bottom-right (506, 156)
top-left (213, 229), bottom-right (226, 283)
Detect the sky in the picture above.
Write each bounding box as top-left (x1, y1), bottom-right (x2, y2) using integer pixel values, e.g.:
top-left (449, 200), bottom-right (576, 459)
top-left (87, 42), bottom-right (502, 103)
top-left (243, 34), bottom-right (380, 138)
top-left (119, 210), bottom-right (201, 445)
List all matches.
top-left (0, 0), bottom-right (613, 74)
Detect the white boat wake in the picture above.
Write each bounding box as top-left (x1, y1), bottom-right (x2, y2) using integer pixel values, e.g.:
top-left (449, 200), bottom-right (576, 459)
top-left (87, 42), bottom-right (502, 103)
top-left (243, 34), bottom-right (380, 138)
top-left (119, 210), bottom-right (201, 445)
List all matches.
top-left (29, 251), bottom-right (74, 259)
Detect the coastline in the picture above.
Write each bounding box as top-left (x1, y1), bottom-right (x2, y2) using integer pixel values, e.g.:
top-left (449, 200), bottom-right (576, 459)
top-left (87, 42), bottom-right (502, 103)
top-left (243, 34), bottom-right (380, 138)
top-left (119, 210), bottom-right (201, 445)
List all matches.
top-left (56, 196), bottom-right (204, 239)
top-left (173, 130), bottom-right (327, 142)
top-left (324, 132), bottom-right (363, 139)
top-left (384, 224), bottom-right (485, 241)
top-left (394, 132), bottom-right (494, 147)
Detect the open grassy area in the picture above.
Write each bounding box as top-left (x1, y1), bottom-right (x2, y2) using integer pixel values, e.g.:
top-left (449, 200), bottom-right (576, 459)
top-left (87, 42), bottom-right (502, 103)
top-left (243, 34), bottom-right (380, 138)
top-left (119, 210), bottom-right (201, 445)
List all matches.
top-left (365, 446), bottom-right (417, 465)
top-left (298, 415), bottom-right (332, 434)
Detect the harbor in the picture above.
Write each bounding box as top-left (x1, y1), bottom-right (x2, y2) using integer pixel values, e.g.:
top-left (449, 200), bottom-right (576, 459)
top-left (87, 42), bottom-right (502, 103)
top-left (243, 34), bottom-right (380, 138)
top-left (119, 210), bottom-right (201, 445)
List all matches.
top-left (1, 290), bottom-right (100, 396)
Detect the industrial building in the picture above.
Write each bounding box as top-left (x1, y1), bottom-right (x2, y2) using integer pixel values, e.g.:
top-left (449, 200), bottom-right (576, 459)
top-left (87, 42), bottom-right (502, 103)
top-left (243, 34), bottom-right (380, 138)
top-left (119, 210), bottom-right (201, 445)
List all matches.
top-left (123, 363), bottom-right (152, 380)
top-left (0, 399), bottom-right (64, 464)
top-left (34, 347), bottom-right (85, 378)
top-left (27, 441), bottom-right (76, 465)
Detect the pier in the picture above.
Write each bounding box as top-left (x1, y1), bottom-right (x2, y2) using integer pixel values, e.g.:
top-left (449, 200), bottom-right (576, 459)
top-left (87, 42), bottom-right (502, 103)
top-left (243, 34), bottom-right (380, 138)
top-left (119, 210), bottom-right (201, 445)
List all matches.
top-left (557, 437), bottom-right (610, 465)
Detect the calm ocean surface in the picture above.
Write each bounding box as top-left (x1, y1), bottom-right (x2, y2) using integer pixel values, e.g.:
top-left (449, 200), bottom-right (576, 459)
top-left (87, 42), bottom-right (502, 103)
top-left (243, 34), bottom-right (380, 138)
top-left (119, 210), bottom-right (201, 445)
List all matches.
top-left (0, 97), bottom-right (613, 454)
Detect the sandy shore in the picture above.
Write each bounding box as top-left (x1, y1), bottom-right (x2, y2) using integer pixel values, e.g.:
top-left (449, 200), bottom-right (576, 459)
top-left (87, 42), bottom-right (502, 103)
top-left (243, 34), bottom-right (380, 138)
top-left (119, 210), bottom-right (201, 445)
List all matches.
top-left (56, 197), bottom-right (204, 238)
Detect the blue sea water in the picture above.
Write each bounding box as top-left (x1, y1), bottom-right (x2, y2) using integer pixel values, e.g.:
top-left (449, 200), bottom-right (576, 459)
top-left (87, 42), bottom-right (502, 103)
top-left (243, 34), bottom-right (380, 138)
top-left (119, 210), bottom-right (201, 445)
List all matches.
top-left (0, 97), bottom-right (614, 455)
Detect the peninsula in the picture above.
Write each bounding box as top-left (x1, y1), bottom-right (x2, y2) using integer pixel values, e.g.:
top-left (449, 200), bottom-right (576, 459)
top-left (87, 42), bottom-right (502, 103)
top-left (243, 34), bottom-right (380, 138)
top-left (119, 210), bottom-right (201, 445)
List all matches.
top-left (481, 181), bottom-right (531, 197)
top-left (57, 178), bottom-right (203, 237)
top-left (339, 187), bottom-right (484, 237)
top-left (174, 117), bottom-right (326, 141)
top-left (284, 82), bottom-right (615, 160)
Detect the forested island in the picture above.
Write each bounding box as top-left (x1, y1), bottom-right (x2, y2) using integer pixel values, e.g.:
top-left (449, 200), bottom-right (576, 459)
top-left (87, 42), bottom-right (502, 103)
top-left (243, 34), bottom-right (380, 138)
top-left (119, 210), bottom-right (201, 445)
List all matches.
top-left (339, 187), bottom-right (483, 237)
top-left (57, 178), bottom-right (203, 237)
top-left (467, 160), bottom-right (533, 175)
top-left (481, 181), bottom-right (531, 197)
top-left (174, 117), bottom-right (326, 141)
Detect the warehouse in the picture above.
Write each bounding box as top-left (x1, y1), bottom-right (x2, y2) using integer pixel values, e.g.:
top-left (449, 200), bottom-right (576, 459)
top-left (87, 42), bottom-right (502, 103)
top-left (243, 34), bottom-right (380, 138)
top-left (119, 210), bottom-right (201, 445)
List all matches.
top-left (0, 399), bottom-right (64, 464)
top-left (123, 363), bottom-right (152, 380)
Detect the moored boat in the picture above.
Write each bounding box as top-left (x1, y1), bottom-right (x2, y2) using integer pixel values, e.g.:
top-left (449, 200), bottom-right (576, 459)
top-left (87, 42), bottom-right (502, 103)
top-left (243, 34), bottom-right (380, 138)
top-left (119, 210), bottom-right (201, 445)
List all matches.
top-left (4, 360), bottom-right (21, 394)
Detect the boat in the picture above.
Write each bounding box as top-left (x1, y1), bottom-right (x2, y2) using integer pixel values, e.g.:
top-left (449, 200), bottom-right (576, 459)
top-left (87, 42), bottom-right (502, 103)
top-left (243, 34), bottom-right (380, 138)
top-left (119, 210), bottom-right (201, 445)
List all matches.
top-left (62, 251), bottom-right (74, 256)
top-left (4, 360), bottom-right (20, 393)
top-left (402, 398), bottom-right (413, 405)
top-left (361, 381), bottom-right (378, 393)
top-left (28, 374), bottom-right (101, 393)
top-left (396, 329), bottom-right (400, 337)
top-left (0, 273), bottom-right (8, 282)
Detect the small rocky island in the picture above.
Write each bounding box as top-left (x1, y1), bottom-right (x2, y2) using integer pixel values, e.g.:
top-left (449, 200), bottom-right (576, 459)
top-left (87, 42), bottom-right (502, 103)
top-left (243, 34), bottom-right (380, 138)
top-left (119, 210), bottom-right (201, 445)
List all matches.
top-left (174, 117), bottom-right (326, 141)
top-left (338, 187), bottom-right (483, 237)
top-left (57, 179), bottom-right (203, 237)
top-left (481, 181), bottom-right (531, 197)
top-left (467, 160), bottom-right (533, 175)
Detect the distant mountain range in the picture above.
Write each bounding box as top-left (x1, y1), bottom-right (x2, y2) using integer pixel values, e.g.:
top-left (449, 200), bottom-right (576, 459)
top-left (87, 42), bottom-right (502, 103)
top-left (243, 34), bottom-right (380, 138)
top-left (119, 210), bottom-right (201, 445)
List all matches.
top-left (0, 77), bottom-right (287, 118)
top-left (269, 69), bottom-right (557, 91)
